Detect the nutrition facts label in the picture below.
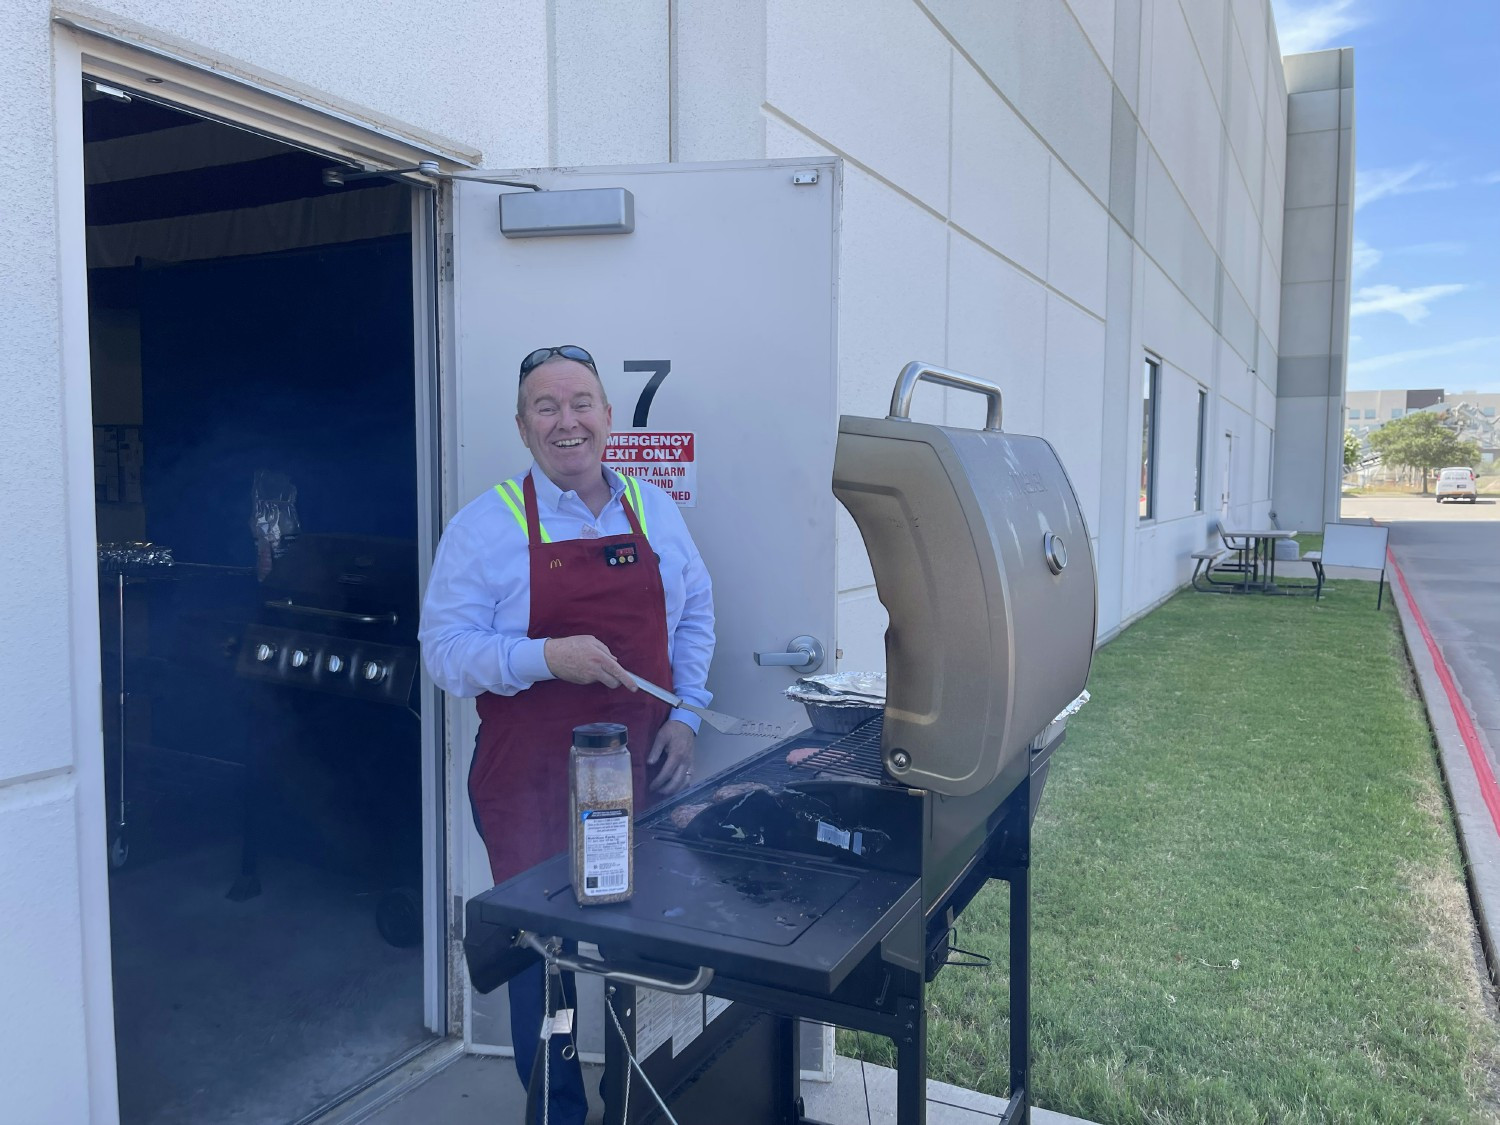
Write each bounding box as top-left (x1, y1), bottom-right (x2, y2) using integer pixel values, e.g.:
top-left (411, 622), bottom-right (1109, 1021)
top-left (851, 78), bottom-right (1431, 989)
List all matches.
top-left (580, 808), bottom-right (630, 895)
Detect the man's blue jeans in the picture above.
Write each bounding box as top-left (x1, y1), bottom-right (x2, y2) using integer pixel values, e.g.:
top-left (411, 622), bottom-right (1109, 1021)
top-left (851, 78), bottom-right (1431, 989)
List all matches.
top-left (509, 957), bottom-right (589, 1125)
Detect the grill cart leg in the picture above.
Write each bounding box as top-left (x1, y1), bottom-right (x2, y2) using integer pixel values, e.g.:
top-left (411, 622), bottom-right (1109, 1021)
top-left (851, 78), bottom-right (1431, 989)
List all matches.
top-left (995, 777), bottom-right (1032, 1125)
top-left (894, 988), bottom-right (927, 1124)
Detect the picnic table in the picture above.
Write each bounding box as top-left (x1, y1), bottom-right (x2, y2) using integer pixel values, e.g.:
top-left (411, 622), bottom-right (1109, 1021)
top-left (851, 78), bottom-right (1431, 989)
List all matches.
top-left (1220, 528), bottom-right (1297, 593)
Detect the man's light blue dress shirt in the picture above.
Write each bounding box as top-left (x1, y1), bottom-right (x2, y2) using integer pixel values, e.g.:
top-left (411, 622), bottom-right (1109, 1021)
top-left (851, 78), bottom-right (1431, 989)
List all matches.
top-left (419, 464), bottom-right (714, 732)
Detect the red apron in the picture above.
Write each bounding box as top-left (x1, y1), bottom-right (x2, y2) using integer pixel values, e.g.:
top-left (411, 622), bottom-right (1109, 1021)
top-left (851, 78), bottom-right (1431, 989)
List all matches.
top-left (469, 473), bottom-right (673, 884)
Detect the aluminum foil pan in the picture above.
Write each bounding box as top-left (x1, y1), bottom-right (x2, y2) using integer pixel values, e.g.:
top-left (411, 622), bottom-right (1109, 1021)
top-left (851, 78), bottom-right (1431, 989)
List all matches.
top-left (784, 671), bottom-right (887, 706)
top-left (98, 542), bottom-right (175, 574)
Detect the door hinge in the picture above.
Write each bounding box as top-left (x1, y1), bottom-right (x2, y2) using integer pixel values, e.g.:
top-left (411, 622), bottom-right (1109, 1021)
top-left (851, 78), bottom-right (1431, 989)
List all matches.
top-left (792, 170), bottom-right (819, 186)
top-left (441, 232), bottom-right (454, 283)
top-left (452, 894), bottom-right (464, 941)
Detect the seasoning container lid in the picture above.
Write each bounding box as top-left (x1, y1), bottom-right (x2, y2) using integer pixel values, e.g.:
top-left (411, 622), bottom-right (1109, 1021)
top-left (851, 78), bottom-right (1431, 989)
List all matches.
top-left (573, 722), bottom-right (628, 749)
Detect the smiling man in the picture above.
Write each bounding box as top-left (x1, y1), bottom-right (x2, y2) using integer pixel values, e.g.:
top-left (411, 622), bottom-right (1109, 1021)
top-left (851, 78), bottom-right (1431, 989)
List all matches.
top-left (419, 345), bottom-right (714, 1124)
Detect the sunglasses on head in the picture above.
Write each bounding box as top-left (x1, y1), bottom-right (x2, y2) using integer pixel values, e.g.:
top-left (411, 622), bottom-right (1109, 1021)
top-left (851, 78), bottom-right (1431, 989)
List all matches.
top-left (518, 345), bottom-right (597, 382)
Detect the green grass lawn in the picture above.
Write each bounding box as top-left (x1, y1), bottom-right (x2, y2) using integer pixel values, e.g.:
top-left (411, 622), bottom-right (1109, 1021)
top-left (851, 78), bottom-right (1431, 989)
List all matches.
top-left (841, 581), bottom-right (1500, 1123)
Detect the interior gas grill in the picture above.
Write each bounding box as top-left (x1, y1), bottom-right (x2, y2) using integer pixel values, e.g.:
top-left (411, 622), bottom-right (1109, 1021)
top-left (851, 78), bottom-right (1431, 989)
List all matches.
top-left (235, 532), bottom-right (420, 705)
top-left (227, 533), bottom-right (424, 947)
top-left (464, 363), bottom-right (1097, 1124)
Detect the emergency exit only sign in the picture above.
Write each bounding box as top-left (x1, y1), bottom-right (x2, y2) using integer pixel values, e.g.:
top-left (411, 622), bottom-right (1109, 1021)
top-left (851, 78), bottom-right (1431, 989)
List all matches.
top-left (605, 431), bottom-right (696, 507)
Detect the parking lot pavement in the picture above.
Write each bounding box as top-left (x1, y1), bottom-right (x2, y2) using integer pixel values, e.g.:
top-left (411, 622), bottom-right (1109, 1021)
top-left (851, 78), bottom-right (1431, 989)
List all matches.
top-left (1342, 493), bottom-right (1500, 523)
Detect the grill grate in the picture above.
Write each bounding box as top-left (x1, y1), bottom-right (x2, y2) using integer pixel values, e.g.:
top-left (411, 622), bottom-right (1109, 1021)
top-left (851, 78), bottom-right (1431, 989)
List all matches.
top-left (791, 715), bottom-right (890, 782)
top-left (643, 714), bottom-right (893, 838)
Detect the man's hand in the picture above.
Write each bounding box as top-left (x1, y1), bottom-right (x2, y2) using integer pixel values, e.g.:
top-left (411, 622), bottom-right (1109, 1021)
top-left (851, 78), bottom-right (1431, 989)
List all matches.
top-left (647, 720), bottom-right (696, 794)
top-left (542, 635), bottom-right (639, 690)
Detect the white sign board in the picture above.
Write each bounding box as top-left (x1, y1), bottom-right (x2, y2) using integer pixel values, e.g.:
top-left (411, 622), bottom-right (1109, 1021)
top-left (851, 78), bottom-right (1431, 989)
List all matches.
top-left (606, 430), bottom-right (696, 506)
top-left (1322, 522), bottom-right (1389, 572)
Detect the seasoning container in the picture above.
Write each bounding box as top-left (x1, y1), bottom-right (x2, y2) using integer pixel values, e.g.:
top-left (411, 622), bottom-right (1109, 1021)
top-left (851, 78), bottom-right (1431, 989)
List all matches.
top-left (570, 722), bottom-right (634, 905)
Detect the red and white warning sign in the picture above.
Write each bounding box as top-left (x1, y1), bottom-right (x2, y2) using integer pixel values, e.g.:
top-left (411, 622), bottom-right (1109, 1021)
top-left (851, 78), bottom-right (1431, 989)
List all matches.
top-left (605, 431), bottom-right (696, 507)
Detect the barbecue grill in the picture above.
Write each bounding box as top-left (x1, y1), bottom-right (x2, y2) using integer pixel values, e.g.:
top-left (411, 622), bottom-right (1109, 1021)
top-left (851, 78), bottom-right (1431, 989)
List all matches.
top-left (228, 532), bottom-right (424, 946)
top-left (463, 363), bottom-right (1097, 1123)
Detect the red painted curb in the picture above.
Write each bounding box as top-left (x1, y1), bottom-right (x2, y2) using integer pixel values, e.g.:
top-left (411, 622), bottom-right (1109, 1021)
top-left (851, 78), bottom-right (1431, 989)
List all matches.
top-left (1389, 547), bottom-right (1500, 837)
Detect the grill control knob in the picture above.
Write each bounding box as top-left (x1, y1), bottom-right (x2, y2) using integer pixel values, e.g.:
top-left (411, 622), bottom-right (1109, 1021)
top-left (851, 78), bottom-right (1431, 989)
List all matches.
top-left (326, 655), bottom-right (344, 674)
top-left (362, 661), bottom-right (387, 682)
top-left (291, 649), bottom-right (310, 669)
top-left (255, 643), bottom-right (277, 663)
top-left (1043, 532), bottom-right (1068, 575)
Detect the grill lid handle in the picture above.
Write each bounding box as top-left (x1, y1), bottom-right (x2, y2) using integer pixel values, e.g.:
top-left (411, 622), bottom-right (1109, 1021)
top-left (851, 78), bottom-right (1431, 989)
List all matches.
top-left (263, 598), bottom-right (398, 626)
top-left (887, 361), bottom-right (1003, 432)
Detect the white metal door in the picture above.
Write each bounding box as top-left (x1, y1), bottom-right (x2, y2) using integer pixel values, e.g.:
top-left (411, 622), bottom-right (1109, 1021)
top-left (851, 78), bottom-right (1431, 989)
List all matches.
top-left (444, 159), bottom-right (839, 1052)
top-left (1220, 430), bottom-right (1234, 520)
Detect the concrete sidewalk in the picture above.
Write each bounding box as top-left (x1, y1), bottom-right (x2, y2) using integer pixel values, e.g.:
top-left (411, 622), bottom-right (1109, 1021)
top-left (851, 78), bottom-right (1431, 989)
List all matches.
top-left (351, 1051), bottom-right (1098, 1125)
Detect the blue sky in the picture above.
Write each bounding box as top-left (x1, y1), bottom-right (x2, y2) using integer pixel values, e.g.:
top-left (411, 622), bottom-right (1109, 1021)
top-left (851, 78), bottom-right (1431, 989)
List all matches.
top-left (1272, 0), bottom-right (1500, 394)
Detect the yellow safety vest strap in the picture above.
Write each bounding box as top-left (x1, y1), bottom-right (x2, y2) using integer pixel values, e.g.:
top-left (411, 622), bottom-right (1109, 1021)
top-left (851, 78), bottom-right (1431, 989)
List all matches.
top-left (493, 479), bottom-right (553, 544)
top-left (622, 474), bottom-right (649, 539)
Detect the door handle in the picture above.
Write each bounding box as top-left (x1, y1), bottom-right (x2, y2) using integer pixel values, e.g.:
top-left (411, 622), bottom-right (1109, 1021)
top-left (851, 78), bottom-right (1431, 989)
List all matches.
top-left (752, 635), bottom-right (825, 673)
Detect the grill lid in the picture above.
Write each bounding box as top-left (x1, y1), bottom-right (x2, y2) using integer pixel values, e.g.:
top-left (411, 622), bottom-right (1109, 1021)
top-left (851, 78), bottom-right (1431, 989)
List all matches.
top-left (833, 363), bottom-right (1097, 796)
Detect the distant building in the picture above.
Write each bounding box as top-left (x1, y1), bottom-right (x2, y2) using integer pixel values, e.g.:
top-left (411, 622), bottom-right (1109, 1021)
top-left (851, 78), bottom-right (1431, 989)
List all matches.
top-left (1344, 388), bottom-right (1500, 467)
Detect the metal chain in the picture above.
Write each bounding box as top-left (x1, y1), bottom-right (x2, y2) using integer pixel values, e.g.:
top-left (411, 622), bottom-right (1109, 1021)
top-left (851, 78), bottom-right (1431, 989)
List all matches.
top-left (605, 989), bottom-right (679, 1125)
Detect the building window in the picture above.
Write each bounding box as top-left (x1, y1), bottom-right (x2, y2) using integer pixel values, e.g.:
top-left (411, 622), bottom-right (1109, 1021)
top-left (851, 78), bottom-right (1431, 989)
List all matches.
top-left (1348, 408), bottom-right (1359, 420)
top-left (1391, 408), bottom-right (1404, 419)
top-left (1140, 355), bottom-right (1159, 520)
top-left (1484, 407), bottom-right (1497, 418)
top-left (1193, 388), bottom-right (1208, 512)
top-left (1364, 409), bottom-right (1376, 419)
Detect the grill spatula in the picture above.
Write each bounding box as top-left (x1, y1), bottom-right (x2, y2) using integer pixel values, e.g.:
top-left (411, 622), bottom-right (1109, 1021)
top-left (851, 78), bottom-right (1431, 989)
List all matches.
top-left (627, 672), bottom-right (794, 740)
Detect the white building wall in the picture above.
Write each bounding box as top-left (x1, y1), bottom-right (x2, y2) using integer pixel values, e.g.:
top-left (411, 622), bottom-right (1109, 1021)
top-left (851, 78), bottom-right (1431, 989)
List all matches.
top-left (2, 2), bottom-right (1343, 1118)
top-left (1274, 48), bottom-right (1355, 531)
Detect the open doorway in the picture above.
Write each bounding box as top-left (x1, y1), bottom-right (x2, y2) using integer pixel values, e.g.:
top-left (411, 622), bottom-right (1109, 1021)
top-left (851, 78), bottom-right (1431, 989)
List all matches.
top-left (83, 81), bottom-right (434, 1124)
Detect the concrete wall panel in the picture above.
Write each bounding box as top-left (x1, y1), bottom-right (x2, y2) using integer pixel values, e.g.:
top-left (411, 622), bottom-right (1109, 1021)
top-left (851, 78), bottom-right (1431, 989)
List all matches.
top-left (1146, 0), bottom-right (1223, 237)
top-left (1042, 296), bottom-right (1106, 533)
top-left (1225, 34), bottom-right (1265, 218)
top-left (1288, 88), bottom-right (1341, 134)
top-left (766, 0), bottom-right (951, 211)
top-left (1273, 395), bottom-right (1336, 530)
top-left (1181, 0), bottom-right (1228, 108)
top-left (1112, 0), bottom-right (1144, 109)
top-left (1220, 166), bottom-right (1260, 305)
top-left (1284, 49), bottom-right (1342, 93)
top-left (946, 233), bottom-right (1049, 437)
top-left (1280, 280), bottom-right (1335, 357)
top-left (1141, 258), bottom-right (1214, 382)
top-left (552, 3), bottom-right (669, 164)
top-left (1142, 149), bottom-right (1217, 320)
top-left (1257, 241), bottom-right (1281, 340)
top-left (1066, 0), bottom-right (1117, 70)
top-left (673, 0), bottom-right (766, 162)
top-left (834, 167), bottom-right (949, 421)
top-left (1047, 164), bottom-right (1110, 315)
top-left (950, 62), bottom-right (1050, 277)
top-left (69, 0), bottom-right (552, 164)
top-left (1232, 0), bottom-right (1269, 111)
top-left (0, 780), bottom-right (94, 1123)
top-left (835, 587), bottom-right (888, 674)
top-left (1282, 205), bottom-right (1337, 284)
top-left (1218, 336), bottom-right (1252, 410)
top-left (1068, 0), bottom-right (1116, 70)
top-left (1284, 130), bottom-right (1340, 209)
top-left (925, 0), bottom-right (1114, 198)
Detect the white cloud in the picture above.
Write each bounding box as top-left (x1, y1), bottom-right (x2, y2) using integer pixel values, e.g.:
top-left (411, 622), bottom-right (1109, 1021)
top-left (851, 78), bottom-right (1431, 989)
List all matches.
top-left (1480, 171), bottom-right (1500, 186)
top-left (1355, 163), bottom-right (1455, 210)
top-left (1348, 336), bottom-right (1500, 375)
top-left (1351, 239), bottom-right (1381, 277)
top-left (1350, 283), bottom-right (1467, 323)
top-left (1274, 0), bottom-right (1365, 54)
top-left (1394, 241), bottom-right (1467, 257)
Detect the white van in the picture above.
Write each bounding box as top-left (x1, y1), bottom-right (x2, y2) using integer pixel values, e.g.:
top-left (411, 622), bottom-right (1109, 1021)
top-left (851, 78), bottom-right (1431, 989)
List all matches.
top-left (1435, 466), bottom-right (1478, 503)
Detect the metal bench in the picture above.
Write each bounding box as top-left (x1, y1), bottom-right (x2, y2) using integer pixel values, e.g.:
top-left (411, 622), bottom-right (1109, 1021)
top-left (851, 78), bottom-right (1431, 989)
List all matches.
top-left (1190, 547), bottom-right (1237, 592)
